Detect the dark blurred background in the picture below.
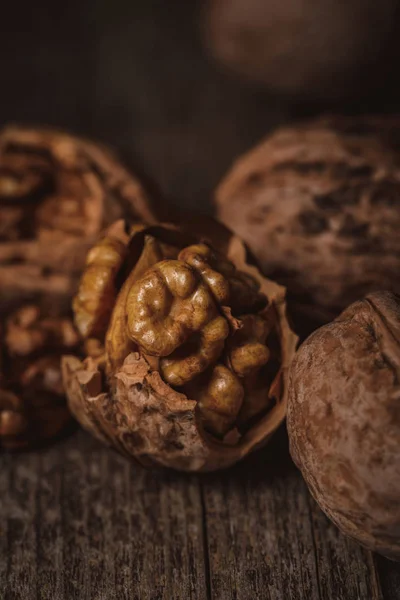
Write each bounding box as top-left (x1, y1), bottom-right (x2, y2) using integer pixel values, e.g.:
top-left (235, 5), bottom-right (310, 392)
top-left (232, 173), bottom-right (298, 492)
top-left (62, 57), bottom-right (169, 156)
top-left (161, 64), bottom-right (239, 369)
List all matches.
top-left (1, 0), bottom-right (400, 213)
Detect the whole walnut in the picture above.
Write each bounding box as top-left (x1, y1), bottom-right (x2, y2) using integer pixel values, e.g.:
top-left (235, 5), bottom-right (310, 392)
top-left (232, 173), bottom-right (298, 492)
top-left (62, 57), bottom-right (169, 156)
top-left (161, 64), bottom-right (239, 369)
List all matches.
top-left (287, 292), bottom-right (400, 560)
top-left (204, 0), bottom-right (397, 101)
top-left (63, 221), bottom-right (297, 471)
top-left (0, 125), bottom-right (156, 449)
top-left (215, 116), bottom-right (400, 326)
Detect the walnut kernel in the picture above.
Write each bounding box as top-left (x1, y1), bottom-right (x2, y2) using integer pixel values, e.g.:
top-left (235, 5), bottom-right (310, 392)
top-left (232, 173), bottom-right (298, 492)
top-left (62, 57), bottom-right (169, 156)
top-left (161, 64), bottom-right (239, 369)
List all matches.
top-left (63, 222), bottom-right (298, 471)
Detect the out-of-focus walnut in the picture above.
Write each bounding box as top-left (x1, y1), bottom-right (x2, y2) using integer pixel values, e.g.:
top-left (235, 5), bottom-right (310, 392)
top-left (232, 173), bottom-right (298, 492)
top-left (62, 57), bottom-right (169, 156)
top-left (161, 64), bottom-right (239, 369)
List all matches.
top-left (204, 0), bottom-right (397, 102)
top-left (0, 125), bottom-right (156, 450)
top-left (216, 116), bottom-right (400, 331)
top-left (6, 305), bottom-right (79, 357)
top-left (287, 292), bottom-right (400, 561)
top-left (0, 306), bottom-right (79, 450)
top-left (63, 222), bottom-right (298, 471)
top-left (0, 390), bottom-right (28, 450)
top-left (73, 222), bottom-right (129, 340)
top-left (0, 125), bottom-right (156, 310)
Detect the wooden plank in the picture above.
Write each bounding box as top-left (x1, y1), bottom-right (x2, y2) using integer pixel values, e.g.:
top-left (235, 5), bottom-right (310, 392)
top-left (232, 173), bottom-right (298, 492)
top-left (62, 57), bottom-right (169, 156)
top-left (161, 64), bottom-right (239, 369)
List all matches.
top-left (376, 556), bottom-right (400, 600)
top-left (0, 455), bottom-right (7, 597)
top-left (201, 429), bottom-right (321, 600)
top-left (2, 427), bottom-right (400, 600)
top-left (0, 453), bottom-right (39, 600)
top-left (36, 444), bottom-right (65, 599)
top-left (201, 428), bottom-right (395, 600)
top-left (308, 495), bottom-right (383, 600)
top-left (1, 431), bottom-right (208, 600)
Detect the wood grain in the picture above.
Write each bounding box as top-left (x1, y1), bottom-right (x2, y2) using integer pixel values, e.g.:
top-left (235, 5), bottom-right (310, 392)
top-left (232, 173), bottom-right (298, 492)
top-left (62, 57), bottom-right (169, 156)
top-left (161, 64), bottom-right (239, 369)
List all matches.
top-left (200, 429), bottom-right (388, 600)
top-left (2, 429), bottom-right (398, 599)
top-left (0, 432), bottom-right (208, 600)
top-left (308, 494), bottom-right (383, 600)
top-left (201, 431), bottom-right (320, 600)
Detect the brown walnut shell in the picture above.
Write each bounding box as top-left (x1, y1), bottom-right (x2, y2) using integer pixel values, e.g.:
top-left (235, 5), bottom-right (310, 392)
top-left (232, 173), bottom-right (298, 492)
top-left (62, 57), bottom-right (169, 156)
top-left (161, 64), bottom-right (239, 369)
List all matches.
top-left (216, 116), bottom-right (400, 327)
top-left (287, 292), bottom-right (400, 560)
top-left (0, 125), bottom-right (156, 450)
top-left (204, 0), bottom-right (397, 101)
top-left (63, 225), bottom-right (298, 472)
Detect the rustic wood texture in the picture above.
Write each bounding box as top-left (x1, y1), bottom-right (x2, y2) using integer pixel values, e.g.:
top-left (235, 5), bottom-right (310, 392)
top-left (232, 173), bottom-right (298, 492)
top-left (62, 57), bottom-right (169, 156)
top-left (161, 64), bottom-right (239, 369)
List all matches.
top-left (1, 430), bottom-right (398, 600)
top-left (0, 0), bottom-right (399, 598)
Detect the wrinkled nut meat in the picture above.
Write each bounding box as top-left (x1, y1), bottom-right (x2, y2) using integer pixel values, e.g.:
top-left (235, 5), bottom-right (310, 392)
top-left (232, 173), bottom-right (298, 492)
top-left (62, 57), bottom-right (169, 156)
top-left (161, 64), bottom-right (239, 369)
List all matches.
top-left (73, 228), bottom-right (129, 340)
top-left (127, 259), bottom-right (231, 387)
top-left (0, 125), bottom-right (156, 449)
top-left (63, 222), bottom-right (298, 471)
top-left (216, 116), bottom-right (400, 328)
top-left (287, 292), bottom-right (400, 560)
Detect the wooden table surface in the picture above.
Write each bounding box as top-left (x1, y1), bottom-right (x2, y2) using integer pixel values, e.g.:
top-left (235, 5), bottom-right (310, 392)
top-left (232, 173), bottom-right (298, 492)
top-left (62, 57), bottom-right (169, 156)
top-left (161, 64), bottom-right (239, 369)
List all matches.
top-left (1, 1), bottom-right (400, 598)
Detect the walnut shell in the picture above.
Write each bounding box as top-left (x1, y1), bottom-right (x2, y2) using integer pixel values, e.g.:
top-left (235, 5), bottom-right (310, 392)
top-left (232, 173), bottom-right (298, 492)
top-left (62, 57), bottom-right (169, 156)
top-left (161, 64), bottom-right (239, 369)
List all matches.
top-left (0, 124), bottom-right (156, 310)
top-left (204, 0), bottom-right (397, 101)
top-left (287, 292), bottom-right (400, 560)
top-left (215, 116), bottom-right (400, 326)
top-left (63, 226), bottom-right (298, 472)
top-left (0, 125), bottom-right (156, 449)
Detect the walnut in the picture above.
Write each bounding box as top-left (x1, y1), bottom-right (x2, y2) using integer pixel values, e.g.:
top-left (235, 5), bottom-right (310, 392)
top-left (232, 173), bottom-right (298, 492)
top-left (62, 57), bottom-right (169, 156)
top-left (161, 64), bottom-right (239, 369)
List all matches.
top-left (215, 116), bottom-right (400, 328)
top-left (0, 306), bottom-right (78, 450)
top-left (287, 292), bottom-right (400, 560)
top-left (72, 221), bottom-right (129, 340)
top-left (63, 222), bottom-right (298, 471)
top-left (204, 0), bottom-right (397, 101)
top-left (0, 125), bottom-right (156, 449)
top-left (0, 390), bottom-right (28, 450)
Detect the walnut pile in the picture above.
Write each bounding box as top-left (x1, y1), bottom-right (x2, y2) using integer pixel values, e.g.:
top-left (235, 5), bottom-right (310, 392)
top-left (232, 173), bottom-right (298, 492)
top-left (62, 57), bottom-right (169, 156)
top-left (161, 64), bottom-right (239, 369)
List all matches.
top-left (63, 222), bottom-right (297, 471)
top-left (0, 125), bottom-right (156, 449)
top-left (287, 292), bottom-right (400, 561)
top-left (215, 116), bottom-right (400, 327)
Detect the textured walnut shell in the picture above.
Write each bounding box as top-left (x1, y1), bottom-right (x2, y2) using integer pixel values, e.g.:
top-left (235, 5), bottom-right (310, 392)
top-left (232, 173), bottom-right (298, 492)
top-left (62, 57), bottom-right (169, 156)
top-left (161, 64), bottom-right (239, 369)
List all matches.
top-left (0, 125), bottom-right (156, 450)
top-left (0, 124), bottom-right (156, 310)
top-left (287, 292), bottom-right (400, 560)
top-left (63, 233), bottom-right (298, 472)
top-left (204, 0), bottom-right (397, 101)
top-left (216, 116), bottom-right (400, 326)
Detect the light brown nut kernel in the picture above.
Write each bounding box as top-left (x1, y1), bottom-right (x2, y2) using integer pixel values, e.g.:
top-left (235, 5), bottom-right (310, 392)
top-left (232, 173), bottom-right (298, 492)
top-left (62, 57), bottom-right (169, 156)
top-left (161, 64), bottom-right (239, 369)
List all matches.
top-left (105, 234), bottom-right (167, 373)
top-left (227, 314), bottom-right (270, 377)
top-left (73, 228), bottom-right (128, 339)
top-left (193, 364), bottom-right (244, 438)
top-left (126, 260), bottom-right (229, 384)
top-left (226, 313), bottom-right (276, 428)
top-left (179, 243), bottom-right (266, 314)
top-left (63, 224), bottom-right (298, 471)
top-left (178, 243), bottom-right (230, 304)
top-left (161, 316), bottom-right (229, 387)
